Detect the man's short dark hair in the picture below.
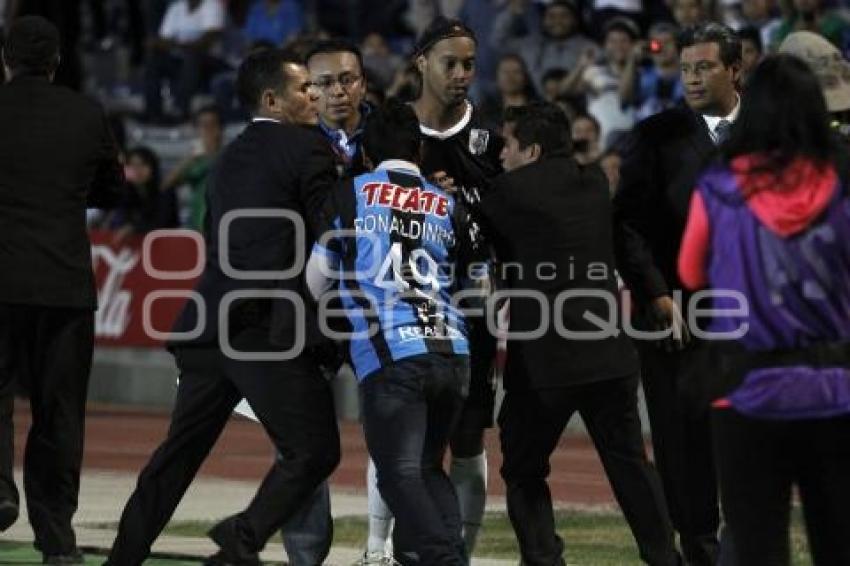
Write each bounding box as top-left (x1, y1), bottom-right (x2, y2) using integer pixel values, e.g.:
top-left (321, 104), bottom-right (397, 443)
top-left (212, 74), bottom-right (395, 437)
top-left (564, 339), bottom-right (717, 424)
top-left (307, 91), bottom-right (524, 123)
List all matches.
top-left (236, 48), bottom-right (300, 114)
top-left (305, 39), bottom-right (364, 73)
top-left (649, 22), bottom-right (679, 38)
top-left (738, 25), bottom-right (763, 54)
top-left (547, 0), bottom-right (578, 16)
top-left (3, 16), bottom-right (60, 76)
top-left (363, 100), bottom-right (422, 165)
top-left (603, 16), bottom-right (640, 41)
top-left (573, 112), bottom-right (601, 136)
top-left (677, 23), bottom-right (742, 68)
top-left (194, 104), bottom-right (223, 125)
top-left (504, 102), bottom-right (572, 157)
top-left (365, 71), bottom-right (386, 104)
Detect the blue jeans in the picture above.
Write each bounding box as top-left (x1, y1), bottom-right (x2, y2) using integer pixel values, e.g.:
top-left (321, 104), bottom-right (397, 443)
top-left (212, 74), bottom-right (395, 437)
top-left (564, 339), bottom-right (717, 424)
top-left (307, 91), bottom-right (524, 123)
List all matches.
top-left (360, 354), bottom-right (470, 566)
top-left (281, 480), bottom-right (332, 566)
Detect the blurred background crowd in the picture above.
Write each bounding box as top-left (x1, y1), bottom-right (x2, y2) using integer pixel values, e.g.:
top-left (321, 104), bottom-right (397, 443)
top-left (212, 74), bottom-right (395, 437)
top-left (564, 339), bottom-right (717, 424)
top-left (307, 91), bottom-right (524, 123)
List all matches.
top-left (1, 0), bottom-right (848, 239)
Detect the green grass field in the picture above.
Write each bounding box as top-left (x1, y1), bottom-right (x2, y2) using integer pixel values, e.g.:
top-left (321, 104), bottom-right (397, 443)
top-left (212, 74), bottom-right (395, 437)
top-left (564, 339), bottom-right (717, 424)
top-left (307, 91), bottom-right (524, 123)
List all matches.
top-left (69, 508), bottom-right (814, 565)
top-left (332, 510), bottom-right (812, 565)
top-left (0, 541), bottom-right (199, 565)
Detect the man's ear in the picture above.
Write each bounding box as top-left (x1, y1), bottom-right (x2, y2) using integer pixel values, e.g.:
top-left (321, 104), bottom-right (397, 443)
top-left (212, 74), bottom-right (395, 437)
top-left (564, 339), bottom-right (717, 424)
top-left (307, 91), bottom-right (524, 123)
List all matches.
top-left (357, 72), bottom-right (367, 97)
top-left (262, 88), bottom-right (280, 115)
top-left (729, 62), bottom-right (742, 87)
top-left (415, 54), bottom-right (427, 75)
top-left (527, 142), bottom-right (542, 163)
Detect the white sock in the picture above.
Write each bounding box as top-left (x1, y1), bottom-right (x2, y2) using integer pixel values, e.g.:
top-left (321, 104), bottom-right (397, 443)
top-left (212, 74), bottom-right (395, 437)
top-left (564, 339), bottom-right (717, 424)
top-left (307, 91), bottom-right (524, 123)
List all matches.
top-left (366, 457), bottom-right (394, 554)
top-left (450, 451), bottom-right (487, 555)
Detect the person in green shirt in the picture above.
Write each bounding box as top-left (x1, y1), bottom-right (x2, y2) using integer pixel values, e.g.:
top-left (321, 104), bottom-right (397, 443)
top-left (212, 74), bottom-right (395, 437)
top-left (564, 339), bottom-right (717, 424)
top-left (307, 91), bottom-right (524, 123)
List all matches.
top-left (770, 0), bottom-right (850, 52)
top-left (163, 105), bottom-right (223, 231)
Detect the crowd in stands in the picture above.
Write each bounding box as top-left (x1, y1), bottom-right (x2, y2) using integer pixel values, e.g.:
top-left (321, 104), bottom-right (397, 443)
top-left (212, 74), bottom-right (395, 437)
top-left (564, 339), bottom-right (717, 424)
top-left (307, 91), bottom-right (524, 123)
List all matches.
top-left (1, 0), bottom-right (848, 236)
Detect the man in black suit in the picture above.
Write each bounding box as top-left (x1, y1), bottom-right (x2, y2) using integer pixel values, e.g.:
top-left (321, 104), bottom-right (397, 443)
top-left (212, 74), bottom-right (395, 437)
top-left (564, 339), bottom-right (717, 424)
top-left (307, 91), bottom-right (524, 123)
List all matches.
top-left (613, 23), bottom-right (742, 565)
top-left (480, 102), bottom-right (679, 566)
top-left (106, 48), bottom-right (341, 566)
top-left (307, 39), bottom-right (371, 178)
top-left (291, 38), bottom-right (377, 564)
top-left (0, 16), bottom-right (124, 564)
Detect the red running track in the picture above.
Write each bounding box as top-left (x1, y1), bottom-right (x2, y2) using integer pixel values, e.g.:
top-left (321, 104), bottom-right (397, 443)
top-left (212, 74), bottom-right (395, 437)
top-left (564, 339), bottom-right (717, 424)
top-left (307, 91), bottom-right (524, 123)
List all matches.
top-left (12, 401), bottom-right (623, 506)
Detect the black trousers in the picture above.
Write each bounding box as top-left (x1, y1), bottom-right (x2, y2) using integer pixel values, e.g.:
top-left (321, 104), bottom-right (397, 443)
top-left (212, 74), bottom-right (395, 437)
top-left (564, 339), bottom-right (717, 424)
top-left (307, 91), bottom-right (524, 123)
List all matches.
top-left (360, 354), bottom-right (470, 566)
top-left (639, 345), bottom-right (720, 565)
top-left (450, 320), bottom-right (497, 457)
top-left (713, 409), bottom-right (850, 566)
top-left (0, 303), bottom-right (94, 556)
top-left (106, 328), bottom-right (340, 566)
top-left (499, 374), bottom-right (679, 566)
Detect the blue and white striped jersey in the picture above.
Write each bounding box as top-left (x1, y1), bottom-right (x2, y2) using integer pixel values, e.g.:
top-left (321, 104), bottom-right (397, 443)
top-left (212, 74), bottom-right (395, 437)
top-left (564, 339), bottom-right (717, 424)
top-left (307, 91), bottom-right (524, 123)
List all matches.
top-left (309, 160), bottom-right (471, 380)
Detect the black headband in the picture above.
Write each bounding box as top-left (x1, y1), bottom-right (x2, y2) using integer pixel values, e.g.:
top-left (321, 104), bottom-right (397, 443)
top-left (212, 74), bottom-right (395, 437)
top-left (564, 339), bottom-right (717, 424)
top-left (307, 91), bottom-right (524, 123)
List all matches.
top-left (413, 18), bottom-right (476, 57)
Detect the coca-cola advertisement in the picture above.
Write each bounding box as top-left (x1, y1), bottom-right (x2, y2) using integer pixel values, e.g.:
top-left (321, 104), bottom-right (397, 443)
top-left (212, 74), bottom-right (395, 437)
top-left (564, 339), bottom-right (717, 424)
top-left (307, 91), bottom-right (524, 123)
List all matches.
top-left (91, 229), bottom-right (203, 347)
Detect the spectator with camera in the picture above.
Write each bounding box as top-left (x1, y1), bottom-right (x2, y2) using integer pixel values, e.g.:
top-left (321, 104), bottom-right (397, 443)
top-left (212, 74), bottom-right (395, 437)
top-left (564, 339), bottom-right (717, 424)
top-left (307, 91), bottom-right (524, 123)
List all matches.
top-left (560, 16), bottom-right (639, 147)
top-left (622, 22), bottom-right (685, 121)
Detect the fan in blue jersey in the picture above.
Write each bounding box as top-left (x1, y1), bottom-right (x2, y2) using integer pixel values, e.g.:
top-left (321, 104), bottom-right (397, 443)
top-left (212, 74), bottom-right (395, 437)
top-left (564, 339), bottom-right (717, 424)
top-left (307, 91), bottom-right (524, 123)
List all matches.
top-left (307, 101), bottom-right (475, 565)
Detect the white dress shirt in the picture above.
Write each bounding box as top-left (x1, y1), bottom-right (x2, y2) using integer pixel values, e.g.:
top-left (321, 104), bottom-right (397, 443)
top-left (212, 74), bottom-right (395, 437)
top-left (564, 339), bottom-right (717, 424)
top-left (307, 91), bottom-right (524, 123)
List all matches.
top-left (702, 94), bottom-right (741, 144)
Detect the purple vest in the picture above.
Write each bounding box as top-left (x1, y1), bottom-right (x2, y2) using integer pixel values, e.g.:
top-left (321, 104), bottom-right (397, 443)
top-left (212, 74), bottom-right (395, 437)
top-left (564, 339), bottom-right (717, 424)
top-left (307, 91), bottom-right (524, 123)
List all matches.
top-left (698, 164), bottom-right (850, 419)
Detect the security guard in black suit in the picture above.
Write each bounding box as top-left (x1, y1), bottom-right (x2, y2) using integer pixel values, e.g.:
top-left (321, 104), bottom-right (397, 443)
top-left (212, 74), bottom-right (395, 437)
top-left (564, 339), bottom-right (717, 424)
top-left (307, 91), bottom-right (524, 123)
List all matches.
top-left (481, 102), bottom-right (679, 566)
top-left (613, 23), bottom-right (743, 565)
top-left (0, 16), bottom-right (124, 564)
top-left (106, 48), bottom-right (341, 566)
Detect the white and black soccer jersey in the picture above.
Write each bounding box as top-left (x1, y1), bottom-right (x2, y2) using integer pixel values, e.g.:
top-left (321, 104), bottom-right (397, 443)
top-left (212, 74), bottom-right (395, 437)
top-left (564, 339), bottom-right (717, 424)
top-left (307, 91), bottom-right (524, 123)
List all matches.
top-left (419, 101), bottom-right (504, 260)
top-left (418, 101), bottom-right (503, 425)
top-left (419, 102), bottom-right (503, 188)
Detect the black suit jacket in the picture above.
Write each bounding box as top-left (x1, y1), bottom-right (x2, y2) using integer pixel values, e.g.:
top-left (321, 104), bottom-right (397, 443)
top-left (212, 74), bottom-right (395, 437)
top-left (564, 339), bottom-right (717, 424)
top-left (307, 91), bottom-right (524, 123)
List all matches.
top-left (0, 75), bottom-right (124, 309)
top-left (481, 155), bottom-right (639, 390)
top-left (613, 105), bottom-right (716, 308)
top-left (171, 121), bottom-right (336, 349)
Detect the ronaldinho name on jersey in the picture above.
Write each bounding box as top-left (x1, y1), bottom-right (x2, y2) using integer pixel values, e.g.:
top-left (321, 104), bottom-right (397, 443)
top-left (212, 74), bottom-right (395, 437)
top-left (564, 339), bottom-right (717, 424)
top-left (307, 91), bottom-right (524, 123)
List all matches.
top-left (354, 181), bottom-right (457, 248)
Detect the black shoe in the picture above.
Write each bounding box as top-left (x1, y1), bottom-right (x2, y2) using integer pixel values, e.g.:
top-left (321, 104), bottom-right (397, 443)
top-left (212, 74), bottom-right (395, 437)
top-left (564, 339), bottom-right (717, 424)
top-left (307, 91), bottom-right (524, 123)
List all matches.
top-left (203, 550), bottom-right (262, 565)
top-left (43, 549), bottom-right (84, 564)
top-left (206, 517), bottom-right (261, 566)
top-left (681, 533), bottom-right (720, 566)
top-left (0, 499), bottom-right (18, 531)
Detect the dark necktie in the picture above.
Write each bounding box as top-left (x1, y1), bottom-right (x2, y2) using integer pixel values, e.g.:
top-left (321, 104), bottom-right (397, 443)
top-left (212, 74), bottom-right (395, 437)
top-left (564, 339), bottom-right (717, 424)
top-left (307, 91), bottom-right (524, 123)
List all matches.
top-left (714, 119), bottom-right (731, 145)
